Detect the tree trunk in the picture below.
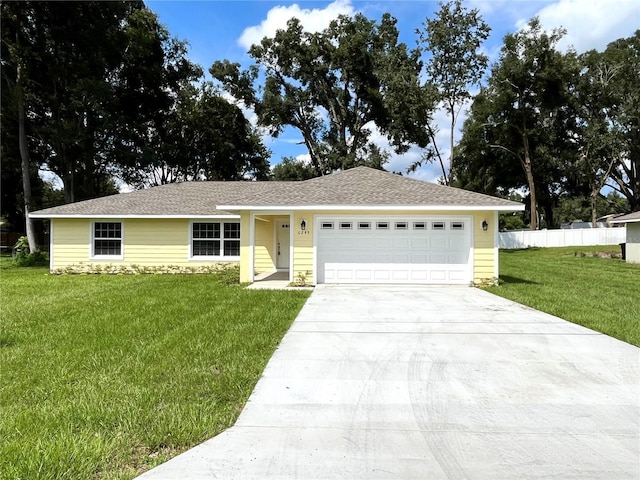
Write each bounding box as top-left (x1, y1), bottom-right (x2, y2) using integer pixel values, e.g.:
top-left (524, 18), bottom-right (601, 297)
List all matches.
top-left (448, 106), bottom-right (455, 186)
top-left (17, 62), bottom-right (39, 253)
top-left (522, 133), bottom-right (538, 230)
top-left (591, 185), bottom-right (598, 227)
top-left (427, 125), bottom-right (448, 185)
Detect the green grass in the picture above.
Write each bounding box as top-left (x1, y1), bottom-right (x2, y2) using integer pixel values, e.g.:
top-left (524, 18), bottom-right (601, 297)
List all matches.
top-left (0, 260), bottom-right (310, 479)
top-left (486, 246), bottom-right (640, 346)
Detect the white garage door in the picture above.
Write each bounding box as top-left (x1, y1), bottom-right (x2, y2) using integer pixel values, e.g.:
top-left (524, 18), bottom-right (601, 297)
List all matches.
top-left (316, 216), bottom-right (472, 284)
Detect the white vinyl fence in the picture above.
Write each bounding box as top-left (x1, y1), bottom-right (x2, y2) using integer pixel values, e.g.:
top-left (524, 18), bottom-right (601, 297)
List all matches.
top-left (499, 227), bottom-right (626, 249)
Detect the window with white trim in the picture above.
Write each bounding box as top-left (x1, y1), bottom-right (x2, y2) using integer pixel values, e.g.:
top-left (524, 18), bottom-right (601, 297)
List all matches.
top-left (339, 221), bottom-right (352, 230)
top-left (93, 222), bottom-right (122, 257)
top-left (432, 221), bottom-right (445, 230)
top-left (395, 222), bottom-right (408, 230)
top-left (358, 221), bottom-right (371, 229)
top-left (451, 221), bottom-right (465, 230)
top-left (321, 222), bottom-right (334, 229)
top-left (413, 222), bottom-right (426, 230)
top-left (376, 221), bottom-right (389, 230)
top-left (192, 222), bottom-right (240, 258)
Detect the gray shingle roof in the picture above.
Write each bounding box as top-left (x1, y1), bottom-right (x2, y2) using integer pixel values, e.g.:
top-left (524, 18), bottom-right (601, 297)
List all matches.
top-left (220, 167), bottom-right (523, 208)
top-left (31, 167), bottom-right (522, 218)
top-left (612, 211), bottom-right (640, 223)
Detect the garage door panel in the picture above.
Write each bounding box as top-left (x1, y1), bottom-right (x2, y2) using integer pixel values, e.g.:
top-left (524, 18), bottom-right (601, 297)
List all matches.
top-left (373, 270), bottom-right (391, 281)
top-left (392, 238), bottom-right (410, 248)
top-left (373, 238), bottom-right (393, 248)
top-left (392, 269), bottom-right (410, 281)
top-left (410, 270), bottom-right (428, 281)
top-left (429, 237), bottom-right (449, 249)
top-left (450, 237), bottom-right (468, 249)
top-left (317, 216), bottom-right (472, 284)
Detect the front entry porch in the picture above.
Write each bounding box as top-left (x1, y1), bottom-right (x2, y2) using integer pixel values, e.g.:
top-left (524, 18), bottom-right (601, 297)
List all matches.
top-left (249, 213), bottom-right (293, 283)
top-left (245, 271), bottom-right (307, 290)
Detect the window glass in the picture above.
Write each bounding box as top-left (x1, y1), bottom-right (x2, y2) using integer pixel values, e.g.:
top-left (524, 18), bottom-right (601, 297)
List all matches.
top-left (376, 222), bottom-right (389, 229)
top-left (339, 222), bottom-right (352, 229)
top-left (358, 222), bottom-right (371, 229)
top-left (192, 222), bottom-right (239, 257)
top-left (432, 222), bottom-right (445, 230)
top-left (395, 222), bottom-right (408, 230)
top-left (224, 222), bottom-right (240, 239)
top-left (93, 222), bottom-right (122, 256)
top-left (413, 222), bottom-right (426, 230)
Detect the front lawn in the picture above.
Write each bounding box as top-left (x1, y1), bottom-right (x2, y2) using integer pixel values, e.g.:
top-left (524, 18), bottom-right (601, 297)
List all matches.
top-left (0, 262), bottom-right (310, 479)
top-left (487, 246), bottom-right (640, 346)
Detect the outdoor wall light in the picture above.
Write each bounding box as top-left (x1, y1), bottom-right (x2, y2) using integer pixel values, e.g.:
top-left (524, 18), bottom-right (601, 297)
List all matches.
top-left (300, 219), bottom-right (306, 231)
top-left (482, 220), bottom-right (489, 231)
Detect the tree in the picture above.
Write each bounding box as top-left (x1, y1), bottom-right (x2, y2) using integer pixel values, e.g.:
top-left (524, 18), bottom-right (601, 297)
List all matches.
top-left (1, 2), bottom-right (45, 251)
top-left (272, 157), bottom-right (317, 181)
top-left (1, 1), bottom-right (203, 206)
top-left (599, 32), bottom-right (640, 211)
top-left (456, 19), bottom-right (579, 229)
top-left (414, 0), bottom-right (490, 185)
top-left (122, 83), bottom-right (271, 187)
top-left (211, 13), bottom-right (433, 177)
top-left (571, 49), bottom-right (619, 225)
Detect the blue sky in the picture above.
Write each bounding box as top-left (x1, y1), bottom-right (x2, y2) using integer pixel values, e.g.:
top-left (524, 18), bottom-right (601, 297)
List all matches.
top-left (146, 0), bottom-right (640, 182)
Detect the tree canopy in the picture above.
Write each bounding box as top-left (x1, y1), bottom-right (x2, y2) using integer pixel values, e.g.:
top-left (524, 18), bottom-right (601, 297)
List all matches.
top-left (414, 0), bottom-right (490, 185)
top-left (455, 24), bottom-right (639, 227)
top-left (2, 2), bottom-right (637, 246)
top-left (1, 1), bottom-right (269, 247)
top-left (211, 13), bottom-right (434, 176)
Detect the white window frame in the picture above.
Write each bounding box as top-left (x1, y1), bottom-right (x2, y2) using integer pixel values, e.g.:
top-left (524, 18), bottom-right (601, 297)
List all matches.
top-left (91, 221), bottom-right (124, 260)
top-left (190, 221), bottom-right (241, 261)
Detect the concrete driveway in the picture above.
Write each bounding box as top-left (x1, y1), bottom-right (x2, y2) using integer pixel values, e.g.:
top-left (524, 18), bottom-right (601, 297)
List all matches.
top-left (139, 285), bottom-right (640, 479)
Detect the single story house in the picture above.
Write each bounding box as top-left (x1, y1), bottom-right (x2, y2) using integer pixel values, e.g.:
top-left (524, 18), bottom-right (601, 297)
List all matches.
top-left (612, 211), bottom-right (640, 264)
top-left (30, 167), bottom-right (524, 285)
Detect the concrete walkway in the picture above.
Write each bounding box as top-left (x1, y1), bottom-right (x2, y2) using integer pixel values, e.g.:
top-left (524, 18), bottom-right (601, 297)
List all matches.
top-left (139, 285), bottom-right (640, 479)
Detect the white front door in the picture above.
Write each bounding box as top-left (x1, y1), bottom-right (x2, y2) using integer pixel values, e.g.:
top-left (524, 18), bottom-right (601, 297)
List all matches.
top-left (276, 219), bottom-right (290, 270)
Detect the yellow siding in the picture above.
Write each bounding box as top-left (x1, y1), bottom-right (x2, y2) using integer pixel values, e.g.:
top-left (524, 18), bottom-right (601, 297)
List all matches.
top-left (51, 218), bottom-right (238, 271)
top-left (472, 211), bottom-right (496, 282)
top-left (124, 218), bottom-right (189, 265)
top-left (51, 219), bottom-right (91, 269)
top-left (292, 211), bottom-right (315, 284)
top-left (240, 213), bottom-right (252, 283)
top-left (254, 218), bottom-right (275, 274)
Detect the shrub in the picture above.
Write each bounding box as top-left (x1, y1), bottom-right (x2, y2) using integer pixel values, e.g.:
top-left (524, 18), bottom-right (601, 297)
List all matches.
top-left (51, 262), bottom-right (240, 283)
top-left (13, 236), bottom-right (49, 267)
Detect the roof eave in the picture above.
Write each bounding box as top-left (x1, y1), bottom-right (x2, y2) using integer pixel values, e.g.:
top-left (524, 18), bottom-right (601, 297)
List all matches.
top-left (611, 217), bottom-right (640, 224)
top-left (29, 213), bottom-right (241, 219)
top-left (217, 204), bottom-right (525, 212)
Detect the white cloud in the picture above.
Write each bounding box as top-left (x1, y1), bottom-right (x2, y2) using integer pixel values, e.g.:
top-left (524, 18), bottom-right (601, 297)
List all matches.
top-left (524, 0), bottom-right (640, 53)
top-left (238, 0), bottom-right (355, 50)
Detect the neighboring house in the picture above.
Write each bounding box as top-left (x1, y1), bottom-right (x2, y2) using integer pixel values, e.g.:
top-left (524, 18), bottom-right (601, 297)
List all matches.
top-left (612, 211), bottom-right (640, 264)
top-left (30, 167), bottom-right (524, 285)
